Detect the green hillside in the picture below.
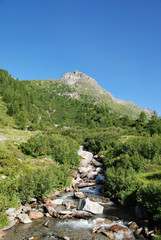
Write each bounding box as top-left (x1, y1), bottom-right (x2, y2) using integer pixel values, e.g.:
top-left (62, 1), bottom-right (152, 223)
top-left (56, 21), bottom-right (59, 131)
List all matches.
top-left (0, 69), bottom-right (161, 230)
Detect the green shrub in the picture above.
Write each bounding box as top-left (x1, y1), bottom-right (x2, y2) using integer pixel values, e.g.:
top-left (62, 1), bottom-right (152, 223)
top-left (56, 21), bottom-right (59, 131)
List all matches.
top-left (137, 182), bottom-right (161, 223)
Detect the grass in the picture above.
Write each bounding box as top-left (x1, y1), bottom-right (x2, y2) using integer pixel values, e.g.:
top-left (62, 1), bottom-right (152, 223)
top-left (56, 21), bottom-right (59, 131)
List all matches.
top-left (136, 167), bottom-right (161, 186)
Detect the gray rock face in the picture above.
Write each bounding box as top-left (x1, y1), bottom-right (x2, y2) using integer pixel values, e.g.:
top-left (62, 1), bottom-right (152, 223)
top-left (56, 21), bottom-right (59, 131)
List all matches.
top-left (79, 198), bottom-right (104, 214)
top-left (60, 70), bottom-right (99, 89)
top-left (17, 214), bottom-right (32, 224)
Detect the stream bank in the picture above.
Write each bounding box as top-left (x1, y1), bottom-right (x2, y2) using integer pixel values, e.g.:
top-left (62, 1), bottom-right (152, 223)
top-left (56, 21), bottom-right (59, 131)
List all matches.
top-left (1, 147), bottom-right (155, 240)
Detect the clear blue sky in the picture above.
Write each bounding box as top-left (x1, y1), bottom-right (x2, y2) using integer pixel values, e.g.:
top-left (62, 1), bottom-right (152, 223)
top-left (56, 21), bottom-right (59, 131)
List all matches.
top-left (0, 0), bottom-right (161, 116)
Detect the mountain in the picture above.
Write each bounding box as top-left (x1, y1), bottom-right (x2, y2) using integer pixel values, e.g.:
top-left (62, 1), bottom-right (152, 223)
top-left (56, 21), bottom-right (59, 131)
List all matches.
top-left (60, 70), bottom-right (152, 118)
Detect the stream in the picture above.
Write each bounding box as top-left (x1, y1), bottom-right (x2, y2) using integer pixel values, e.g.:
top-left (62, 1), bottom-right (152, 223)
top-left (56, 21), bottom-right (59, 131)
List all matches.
top-left (3, 147), bottom-right (146, 240)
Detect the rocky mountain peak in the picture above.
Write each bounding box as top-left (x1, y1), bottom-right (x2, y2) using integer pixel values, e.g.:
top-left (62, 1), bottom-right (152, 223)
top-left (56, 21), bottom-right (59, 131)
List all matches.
top-left (60, 70), bottom-right (98, 88)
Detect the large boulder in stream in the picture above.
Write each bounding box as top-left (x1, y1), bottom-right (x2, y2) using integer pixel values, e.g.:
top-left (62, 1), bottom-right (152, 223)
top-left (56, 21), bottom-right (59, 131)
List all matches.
top-left (78, 198), bottom-right (104, 214)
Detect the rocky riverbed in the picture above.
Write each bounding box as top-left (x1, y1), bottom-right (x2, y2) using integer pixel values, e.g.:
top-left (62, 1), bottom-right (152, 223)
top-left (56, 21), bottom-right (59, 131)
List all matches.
top-left (0, 147), bottom-right (155, 240)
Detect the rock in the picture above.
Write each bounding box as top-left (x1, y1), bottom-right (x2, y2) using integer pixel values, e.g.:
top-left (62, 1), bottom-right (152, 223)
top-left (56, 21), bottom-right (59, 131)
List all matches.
top-left (0, 230), bottom-right (5, 238)
top-left (45, 206), bottom-right (59, 218)
top-left (43, 220), bottom-right (50, 228)
top-left (74, 192), bottom-right (85, 199)
top-left (95, 167), bottom-right (102, 173)
top-left (134, 227), bottom-right (143, 237)
top-left (43, 198), bottom-right (51, 205)
top-left (28, 236), bottom-right (40, 240)
top-left (65, 203), bottom-right (77, 209)
top-left (80, 172), bottom-right (88, 178)
top-left (58, 210), bottom-right (73, 215)
top-left (123, 234), bottom-right (133, 239)
top-left (72, 210), bottom-right (93, 219)
top-left (72, 178), bottom-right (79, 188)
top-left (109, 224), bottom-right (120, 232)
top-left (81, 198), bottom-right (104, 214)
top-left (2, 220), bottom-right (17, 231)
top-left (17, 214), bottom-right (32, 224)
top-left (6, 208), bottom-right (16, 216)
top-left (29, 198), bottom-right (37, 204)
top-left (78, 182), bottom-right (96, 188)
top-left (127, 221), bottom-right (138, 231)
top-left (51, 199), bottom-right (63, 205)
top-left (93, 218), bottom-right (112, 225)
top-left (29, 211), bottom-right (44, 219)
top-left (92, 159), bottom-right (102, 167)
top-left (87, 171), bottom-right (98, 179)
top-left (103, 231), bottom-right (115, 239)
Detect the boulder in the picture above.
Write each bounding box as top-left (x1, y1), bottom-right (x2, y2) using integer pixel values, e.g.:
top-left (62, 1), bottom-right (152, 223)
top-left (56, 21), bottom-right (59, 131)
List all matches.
top-left (72, 178), bottom-right (79, 188)
top-left (103, 231), bottom-right (115, 239)
top-left (72, 210), bottom-right (93, 219)
top-left (58, 210), bottom-right (73, 215)
top-left (74, 192), bottom-right (85, 199)
top-left (93, 218), bottom-right (112, 225)
top-left (92, 159), bottom-right (102, 167)
top-left (123, 234), bottom-right (133, 239)
top-left (17, 214), bottom-right (32, 224)
top-left (80, 198), bottom-right (104, 214)
top-left (51, 199), bottom-right (63, 205)
top-left (45, 206), bottom-right (59, 218)
top-left (2, 220), bottom-right (17, 231)
top-left (127, 221), bottom-right (138, 231)
top-left (109, 224), bottom-right (120, 232)
top-left (87, 171), bottom-right (98, 179)
top-left (78, 182), bottom-right (96, 188)
top-left (29, 211), bottom-right (44, 219)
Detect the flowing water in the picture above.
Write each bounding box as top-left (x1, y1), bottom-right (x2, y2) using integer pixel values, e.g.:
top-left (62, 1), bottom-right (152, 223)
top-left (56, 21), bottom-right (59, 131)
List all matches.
top-left (3, 183), bottom-right (138, 240)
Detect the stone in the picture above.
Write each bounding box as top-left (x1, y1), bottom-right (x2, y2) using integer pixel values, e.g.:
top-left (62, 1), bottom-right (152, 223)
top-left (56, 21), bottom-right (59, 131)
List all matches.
top-left (93, 218), bottom-right (112, 225)
top-left (103, 231), bottom-right (115, 239)
top-left (0, 230), bottom-right (5, 238)
top-left (81, 198), bottom-right (104, 214)
top-left (87, 171), bottom-right (98, 179)
top-left (29, 197), bottom-right (37, 204)
top-left (6, 208), bottom-right (16, 216)
top-left (134, 227), bottom-right (143, 237)
top-left (109, 224), bottom-right (120, 232)
top-left (127, 221), bottom-right (138, 231)
top-left (72, 178), bottom-right (79, 188)
top-left (43, 220), bottom-right (50, 228)
top-left (51, 199), bottom-right (63, 205)
top-left (72, 210), bottom-right (93, 219)
top-left (78, 182), bottom-right (96, 188)
top-left (58, 210), bottom-right (73, 215)
top-left (92, 159), bottom-right (102, 167)
top-left (45, 206), bottom-right (59, 218)
top-left (2, 220), bottom-right (17, 231)
top-left (43, 198), bottom-right (51, 205)
top-left (123, 234), bottom-right (133, 239)
top-left (74, 192), bottom-right (85, 199)
top-left (17, 214), bottom-right (32, 224)
top-left (28, 236), bottom-right (40, 240)
top-left (29, 211), bottom-right (44, 219)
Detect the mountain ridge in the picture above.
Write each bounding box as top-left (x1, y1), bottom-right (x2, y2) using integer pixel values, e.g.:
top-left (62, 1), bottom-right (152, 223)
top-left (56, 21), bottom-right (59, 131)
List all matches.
top-left (60, 70), bottom-right (152, 118)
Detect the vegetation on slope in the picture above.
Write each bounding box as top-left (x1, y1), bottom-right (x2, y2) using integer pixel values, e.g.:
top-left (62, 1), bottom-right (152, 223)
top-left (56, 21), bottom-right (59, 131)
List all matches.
top-left (0, 69), bottom-right (161, 230)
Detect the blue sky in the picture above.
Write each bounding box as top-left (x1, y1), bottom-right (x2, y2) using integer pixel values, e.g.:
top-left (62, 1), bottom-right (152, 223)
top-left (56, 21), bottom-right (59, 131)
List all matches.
top-left (0, 0), bottom-right (161, 116)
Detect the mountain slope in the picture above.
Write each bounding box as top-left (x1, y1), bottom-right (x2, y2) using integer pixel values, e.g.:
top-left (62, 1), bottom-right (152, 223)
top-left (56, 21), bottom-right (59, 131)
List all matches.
top-left (60, 70), bottom-right (152, 118)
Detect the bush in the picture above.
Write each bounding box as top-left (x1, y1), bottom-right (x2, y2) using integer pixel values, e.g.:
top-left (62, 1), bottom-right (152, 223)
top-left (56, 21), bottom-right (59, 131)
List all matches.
top-left (20, 133), bottom-right (80, 167)
top-left (137, 182), bottom-right (161, 223)
top-left (105, 166), bottom-right (137, 203)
